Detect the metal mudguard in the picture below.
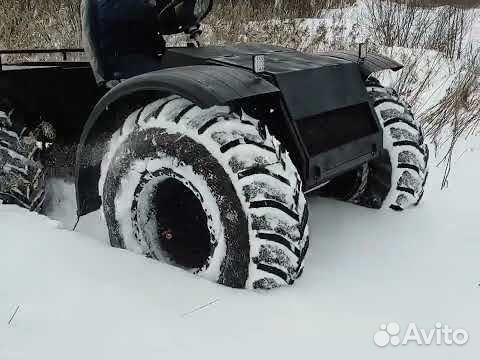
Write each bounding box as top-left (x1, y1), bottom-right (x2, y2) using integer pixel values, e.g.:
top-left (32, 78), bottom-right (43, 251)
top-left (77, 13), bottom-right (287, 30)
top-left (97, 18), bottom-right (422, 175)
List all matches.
top-left (164, 44), bottom-right (384, 188)
top-left (75, 65), bottom-right (279, 216)
top-left (163, 43), bottom-right (399, 118)
top-left (320, 50), bottom-right (403, 78)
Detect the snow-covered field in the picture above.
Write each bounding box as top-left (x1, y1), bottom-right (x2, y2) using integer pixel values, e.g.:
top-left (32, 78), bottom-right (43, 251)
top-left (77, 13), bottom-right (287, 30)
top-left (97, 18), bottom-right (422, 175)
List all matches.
top-left (1, 134), bottom-right (479, 359)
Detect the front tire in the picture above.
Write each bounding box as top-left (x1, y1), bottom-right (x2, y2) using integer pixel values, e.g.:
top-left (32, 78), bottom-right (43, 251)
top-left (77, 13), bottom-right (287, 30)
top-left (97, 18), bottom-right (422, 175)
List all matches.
top-left (99, 96), bottom-right (309, 289)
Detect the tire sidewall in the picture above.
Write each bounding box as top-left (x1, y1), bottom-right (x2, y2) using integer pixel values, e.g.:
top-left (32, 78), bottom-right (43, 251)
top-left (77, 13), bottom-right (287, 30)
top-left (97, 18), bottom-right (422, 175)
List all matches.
top-left (102, 127), bottom-right (251, 288)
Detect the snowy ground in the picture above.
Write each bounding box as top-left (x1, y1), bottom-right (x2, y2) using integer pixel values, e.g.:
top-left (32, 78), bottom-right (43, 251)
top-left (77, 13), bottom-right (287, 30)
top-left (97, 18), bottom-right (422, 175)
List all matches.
top-left (1, 135), bottom-right (479, 359)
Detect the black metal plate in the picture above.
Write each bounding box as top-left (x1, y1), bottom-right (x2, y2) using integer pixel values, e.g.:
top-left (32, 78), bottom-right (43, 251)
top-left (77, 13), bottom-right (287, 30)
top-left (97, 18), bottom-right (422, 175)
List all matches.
top-left (274, 63), bottom-right (369, 120)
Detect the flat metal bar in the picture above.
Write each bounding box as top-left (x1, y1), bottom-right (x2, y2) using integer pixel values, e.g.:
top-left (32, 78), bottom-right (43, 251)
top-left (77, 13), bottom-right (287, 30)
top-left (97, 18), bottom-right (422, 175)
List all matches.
top-left (0, 48), bottom-right (84, 55)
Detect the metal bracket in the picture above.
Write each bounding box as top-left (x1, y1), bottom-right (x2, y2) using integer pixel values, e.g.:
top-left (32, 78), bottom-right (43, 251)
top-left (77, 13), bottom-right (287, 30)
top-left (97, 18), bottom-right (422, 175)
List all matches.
top-left (358, 42), bottom-right (368, 62)
top-left (0, 48), bottom-right (84, 70)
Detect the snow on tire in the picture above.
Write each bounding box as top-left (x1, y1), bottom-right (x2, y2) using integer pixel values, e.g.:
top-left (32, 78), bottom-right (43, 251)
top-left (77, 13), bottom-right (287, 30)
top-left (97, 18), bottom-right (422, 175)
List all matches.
top-left (99, 96), bottom-right (309, 289)
top-left (0, 109), bottom-right (46, 211)
top-left (317, 79), bottom-right (429, 211)
top-left (361, 81), bottom-right (429, 210)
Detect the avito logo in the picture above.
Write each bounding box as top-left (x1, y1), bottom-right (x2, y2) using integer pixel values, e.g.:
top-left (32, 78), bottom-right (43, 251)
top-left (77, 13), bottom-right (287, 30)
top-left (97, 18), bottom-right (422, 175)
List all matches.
top-left (374, 322), bottom-right (469, 347)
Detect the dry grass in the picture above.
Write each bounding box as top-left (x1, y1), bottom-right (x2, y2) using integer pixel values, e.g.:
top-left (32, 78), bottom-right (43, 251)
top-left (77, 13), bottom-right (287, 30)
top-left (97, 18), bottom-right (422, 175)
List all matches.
top-left (391, 0), bottom-right (480, 7)
top-left (0, 0), bottom-right (475, 53)
top-left (421, 48), bottom-right (480, 187)
top-left (380, 49), bottom-right (446, 108)
top-left (365, 0), bottom-right (473, 59)
top-left (0, 0), bottom-right (80, 49)
top-left (199, 0), bottom-right (354, 51)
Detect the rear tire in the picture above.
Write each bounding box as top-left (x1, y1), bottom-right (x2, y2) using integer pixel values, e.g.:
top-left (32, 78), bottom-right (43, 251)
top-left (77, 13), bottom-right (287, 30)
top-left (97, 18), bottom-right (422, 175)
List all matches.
top-left (0, 104), bottom-right (46, 211)
top-left (318, 79), bottom-right (429, 210)
top-left (99, 96), bottom-right (309, 289)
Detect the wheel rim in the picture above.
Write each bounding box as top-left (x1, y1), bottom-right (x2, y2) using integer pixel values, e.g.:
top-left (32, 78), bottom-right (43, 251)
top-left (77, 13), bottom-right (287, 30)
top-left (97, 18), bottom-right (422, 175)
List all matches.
top-left (151, 178), bottom-right (211, 269)
top-left (133, 169), bottom-right (215, 271)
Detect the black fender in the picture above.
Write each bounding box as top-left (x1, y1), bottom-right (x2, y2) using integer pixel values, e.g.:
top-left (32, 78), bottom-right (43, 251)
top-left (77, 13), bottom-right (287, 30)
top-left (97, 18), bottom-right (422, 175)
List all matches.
top-left (320, 50), bottom-right (403, 78)
top-left (75, 65), bottom-right (279, 216)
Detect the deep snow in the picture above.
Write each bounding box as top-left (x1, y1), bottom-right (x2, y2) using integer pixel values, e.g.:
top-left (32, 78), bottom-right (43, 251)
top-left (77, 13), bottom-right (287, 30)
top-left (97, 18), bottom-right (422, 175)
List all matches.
top-left (1, 134), bottom-right (479, 360)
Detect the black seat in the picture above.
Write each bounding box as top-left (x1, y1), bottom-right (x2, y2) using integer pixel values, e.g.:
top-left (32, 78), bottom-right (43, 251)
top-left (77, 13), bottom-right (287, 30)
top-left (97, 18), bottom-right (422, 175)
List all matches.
top-left (81, 0), bottom-right (165, 85)
top-left (81, 0), bottom-right (107, 84)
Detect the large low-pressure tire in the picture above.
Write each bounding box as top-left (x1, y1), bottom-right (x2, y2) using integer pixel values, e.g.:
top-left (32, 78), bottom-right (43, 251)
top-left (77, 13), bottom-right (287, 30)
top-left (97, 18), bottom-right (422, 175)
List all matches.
top-left (99, 95), bottom-right (309, 289)
top-left (0, 106), bottom-right (46, 211)
top-left (319, 79), bottom-right (429, 211)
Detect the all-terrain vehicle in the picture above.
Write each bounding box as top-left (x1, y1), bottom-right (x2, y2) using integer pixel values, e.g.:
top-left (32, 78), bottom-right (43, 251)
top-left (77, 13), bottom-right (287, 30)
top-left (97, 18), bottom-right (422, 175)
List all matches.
top-left (0, 0), bottom-right (429, 289)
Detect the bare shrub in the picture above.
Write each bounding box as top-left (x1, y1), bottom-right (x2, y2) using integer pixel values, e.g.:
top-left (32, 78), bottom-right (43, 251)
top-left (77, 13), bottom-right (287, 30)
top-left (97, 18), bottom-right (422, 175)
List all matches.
top-left (365, 0), bottom-right (432, 48)
top-left (428, 6), bottom-right (472, 59)
top-left (0, 0), bottom-right (477, 53)
top-left (421, 48), bottom-right (480, 187)
top-left (364, 0), bottom-right (473, 59)
top-left (376, 48), bottom-right (449, 113)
